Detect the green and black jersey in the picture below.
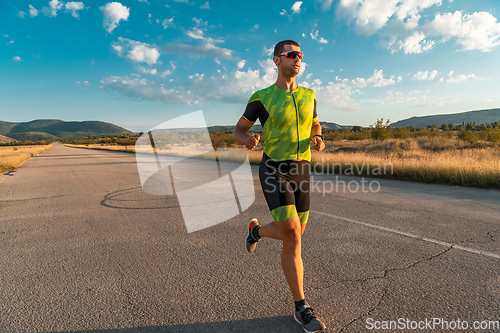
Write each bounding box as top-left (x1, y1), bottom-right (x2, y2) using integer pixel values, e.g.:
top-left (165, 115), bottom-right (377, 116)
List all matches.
top-left (241, 84), bottom-right (318, 162)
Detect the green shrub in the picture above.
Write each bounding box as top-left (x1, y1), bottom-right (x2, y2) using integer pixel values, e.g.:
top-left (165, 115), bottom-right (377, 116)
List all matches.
top-left (486, 129), bottom-right (500, 143)
top-left (371, 119), bottom-right (391, 140)
top-left (458, 130), bottom-right (479, 143)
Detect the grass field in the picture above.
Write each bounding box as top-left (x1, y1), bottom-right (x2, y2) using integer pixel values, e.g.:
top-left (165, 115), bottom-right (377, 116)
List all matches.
top-left (64, 137), bottom-right (500, 189)
top-left (0, 144), bottom-right (53, 173)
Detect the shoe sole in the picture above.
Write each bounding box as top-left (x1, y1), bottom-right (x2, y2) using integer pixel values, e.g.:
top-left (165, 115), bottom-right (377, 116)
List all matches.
top-left (246, 218), bottom-right (259, 253)
top-left (294, 312), bottom-right (325, 333)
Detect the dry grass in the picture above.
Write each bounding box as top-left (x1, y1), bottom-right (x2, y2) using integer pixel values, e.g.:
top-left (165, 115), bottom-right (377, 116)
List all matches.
top-left (64, 138), bottom-right (500, 189)
top-left (0, 145), bottom-right (53, 172)
top-left (311, 138), bottom-right (500, 188)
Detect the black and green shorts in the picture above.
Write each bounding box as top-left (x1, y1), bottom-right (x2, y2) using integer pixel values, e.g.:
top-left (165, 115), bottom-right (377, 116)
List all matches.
top-left (259, 153), bottom-right (310, 224)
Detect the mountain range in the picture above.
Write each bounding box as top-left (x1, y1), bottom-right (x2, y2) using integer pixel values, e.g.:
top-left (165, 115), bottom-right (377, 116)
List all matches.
top-left (2, 108), bottom-right (498, 143)
top-left (390, 108), bottom-right (500, 128)
top-left (0, 119), bottom-right (133, 142)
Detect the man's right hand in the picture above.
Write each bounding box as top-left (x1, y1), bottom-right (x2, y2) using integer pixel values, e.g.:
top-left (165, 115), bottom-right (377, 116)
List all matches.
top-left (245, 134), bottom-right (260, 150)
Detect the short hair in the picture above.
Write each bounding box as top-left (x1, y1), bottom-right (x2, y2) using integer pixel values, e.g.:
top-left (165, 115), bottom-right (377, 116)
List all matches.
top-left (274, 40), bottom-right (300, 56)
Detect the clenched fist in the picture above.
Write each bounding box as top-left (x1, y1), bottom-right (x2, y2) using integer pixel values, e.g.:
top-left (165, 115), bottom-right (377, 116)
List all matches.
top-left (245, 134), bottom-right (260, 150)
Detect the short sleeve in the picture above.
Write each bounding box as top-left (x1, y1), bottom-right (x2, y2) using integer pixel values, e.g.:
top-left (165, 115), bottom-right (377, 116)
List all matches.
top-left (242, 91), bottom-right (264, 125)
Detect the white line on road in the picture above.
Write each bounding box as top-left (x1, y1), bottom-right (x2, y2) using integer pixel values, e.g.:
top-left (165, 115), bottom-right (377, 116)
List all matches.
top-left (311, 210), bottom-right (500, 260)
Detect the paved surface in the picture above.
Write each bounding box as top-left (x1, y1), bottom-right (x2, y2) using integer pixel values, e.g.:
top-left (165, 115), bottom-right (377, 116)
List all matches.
top-left (0, 143), bottom-right (499, 333)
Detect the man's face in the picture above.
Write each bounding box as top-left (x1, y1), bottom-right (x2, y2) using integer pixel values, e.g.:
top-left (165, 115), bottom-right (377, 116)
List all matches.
top-left (274, 44), bottom-right (301, 78)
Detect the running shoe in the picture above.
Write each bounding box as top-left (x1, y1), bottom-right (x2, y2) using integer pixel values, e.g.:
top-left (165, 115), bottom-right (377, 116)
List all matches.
top-left (246, 218), bottom-right (260, 253)
top-left (294, 304), bottom-right (326, 333)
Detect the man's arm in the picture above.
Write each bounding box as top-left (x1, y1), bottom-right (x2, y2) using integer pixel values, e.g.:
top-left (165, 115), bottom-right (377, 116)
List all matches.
top-left (310, 99), bottom-right (325, 151)
top-left (232, 118), bottom-right (260, 150)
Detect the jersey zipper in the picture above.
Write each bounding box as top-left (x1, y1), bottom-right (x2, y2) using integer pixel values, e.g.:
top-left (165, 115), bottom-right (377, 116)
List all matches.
top-left (291, 92), bottom-right (299, 159)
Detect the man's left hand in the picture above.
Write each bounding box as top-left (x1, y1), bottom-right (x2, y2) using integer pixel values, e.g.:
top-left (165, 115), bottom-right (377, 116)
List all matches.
top-left (312, 136), bottom-right (325, 151)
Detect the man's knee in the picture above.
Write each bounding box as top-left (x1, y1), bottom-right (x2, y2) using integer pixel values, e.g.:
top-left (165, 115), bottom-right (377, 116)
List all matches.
top-left (278, 217), bottom-right (301, 248)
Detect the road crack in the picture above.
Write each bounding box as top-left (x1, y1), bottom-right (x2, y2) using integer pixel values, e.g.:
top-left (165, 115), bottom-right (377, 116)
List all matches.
top-left (313, 229), bottom-right (496, 291)
top-left (337, 286), bottom-right (389, 333)
top-left (310, 246), bottom-right (453, 291)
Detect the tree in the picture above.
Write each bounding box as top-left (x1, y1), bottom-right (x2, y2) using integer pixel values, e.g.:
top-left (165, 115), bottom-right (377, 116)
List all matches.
top-left (371, 119), bottom-right (391, 140)
top-left (351, 126), bottom-right (362, 133)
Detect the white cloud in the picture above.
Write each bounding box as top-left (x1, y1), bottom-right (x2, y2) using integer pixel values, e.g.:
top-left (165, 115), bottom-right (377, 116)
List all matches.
top-left (412, 70), bottom-right (439, 80)
top-left (378, 96), bottom-right (418, 105)
top-left (367, 70), bottom-right (396, 87)
top-left (114, 37), bottom-right (160, 64)
top-left (160, 42), bottom-right (233, 60)
top-left (139, 66), bottom-right (158, 75)
top-left (65, 2), bottom-right (84, 19)
top-left (397, 76), bottom-right (403, 83)
top-left (75, 80), bottom-right (91, 87)
top-left (129, 45), bottom-right (160, 64)
top-left (111, 43), bottom-right (123, 55)
top-left (29, 5), bottom-right (38, 17)
top-left (162, 17), bottom-right (175, 29)
top-left (308, 30), bottom-right (328, 44)
top-left (291, 1), bottom-right (303, 14)
top-left (100, 60), bottom-right (278, 105)
top-left (18, 11), bottom-right (26, 19)
top-left (237, 60), bottom-right (246, 69)
top-left (200, 1), bottom-right (210, 9)
top-left (100, 2), bottom-right (130, 33)
top-left (187, 28), bottom-right (205, 39)
top-left (337, 0), bottom-right (442, 36)
top-left (280, 9), bottom-right (287, 16)
top-left (13, 56), bottom-right (21, 61)
top-left (425, 11), bottom-right (500, 52)
top-left (161, 70), bottom-right (171, 77)
top-left (42, 0), bottom-right (64, 17)
top-left (171, 61), bottom-right (177, 70)
top-left (387, 31), bottom-right (435, 54)
top-left (446, 73), bottom-right (483, 83)
top-left (318, 0), bottom-right (334, 11)
top-left (263, 46), bottom-right (274, 56)
top-left (192, 17), bottom-right (208, 27)
top-left (301, 79), bottom-right (359, 111)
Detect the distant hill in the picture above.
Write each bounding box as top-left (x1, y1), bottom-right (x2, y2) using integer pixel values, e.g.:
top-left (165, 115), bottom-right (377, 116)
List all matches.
top-left (0, 121), bottom-right (18, 136)
top-left (321, 121), bottom-right (353, 129)
top-left (0, 119), bottom-right (134, 140)
top-left (7, 132), bottom-right (60, 142)
top-left (10, 119), bottom-right (65, 133)
top-left (391, 108), bottom-right (500, 128)
top-left (0, 134), bottom-right (16, 143)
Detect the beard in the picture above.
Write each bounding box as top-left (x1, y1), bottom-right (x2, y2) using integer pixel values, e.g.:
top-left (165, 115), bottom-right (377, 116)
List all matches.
top-left (285, 65), bottom-right (300, 78)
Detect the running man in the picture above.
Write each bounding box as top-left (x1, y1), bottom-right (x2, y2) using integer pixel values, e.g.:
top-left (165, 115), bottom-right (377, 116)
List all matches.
top-left (232, 40), bottom-right (326, 333)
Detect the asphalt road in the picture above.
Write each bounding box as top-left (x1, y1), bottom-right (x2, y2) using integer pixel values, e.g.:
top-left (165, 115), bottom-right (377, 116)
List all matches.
top-left (1, 143), bottom-right (499, 333)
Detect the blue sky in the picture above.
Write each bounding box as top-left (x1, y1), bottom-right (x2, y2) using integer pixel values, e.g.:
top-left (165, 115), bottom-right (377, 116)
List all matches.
top-left (1, 0), bottom-right (499, 132)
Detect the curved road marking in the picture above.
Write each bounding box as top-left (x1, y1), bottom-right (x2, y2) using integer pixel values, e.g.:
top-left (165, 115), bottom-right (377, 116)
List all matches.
top-left (312, 210), bottom-right (500, 260)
